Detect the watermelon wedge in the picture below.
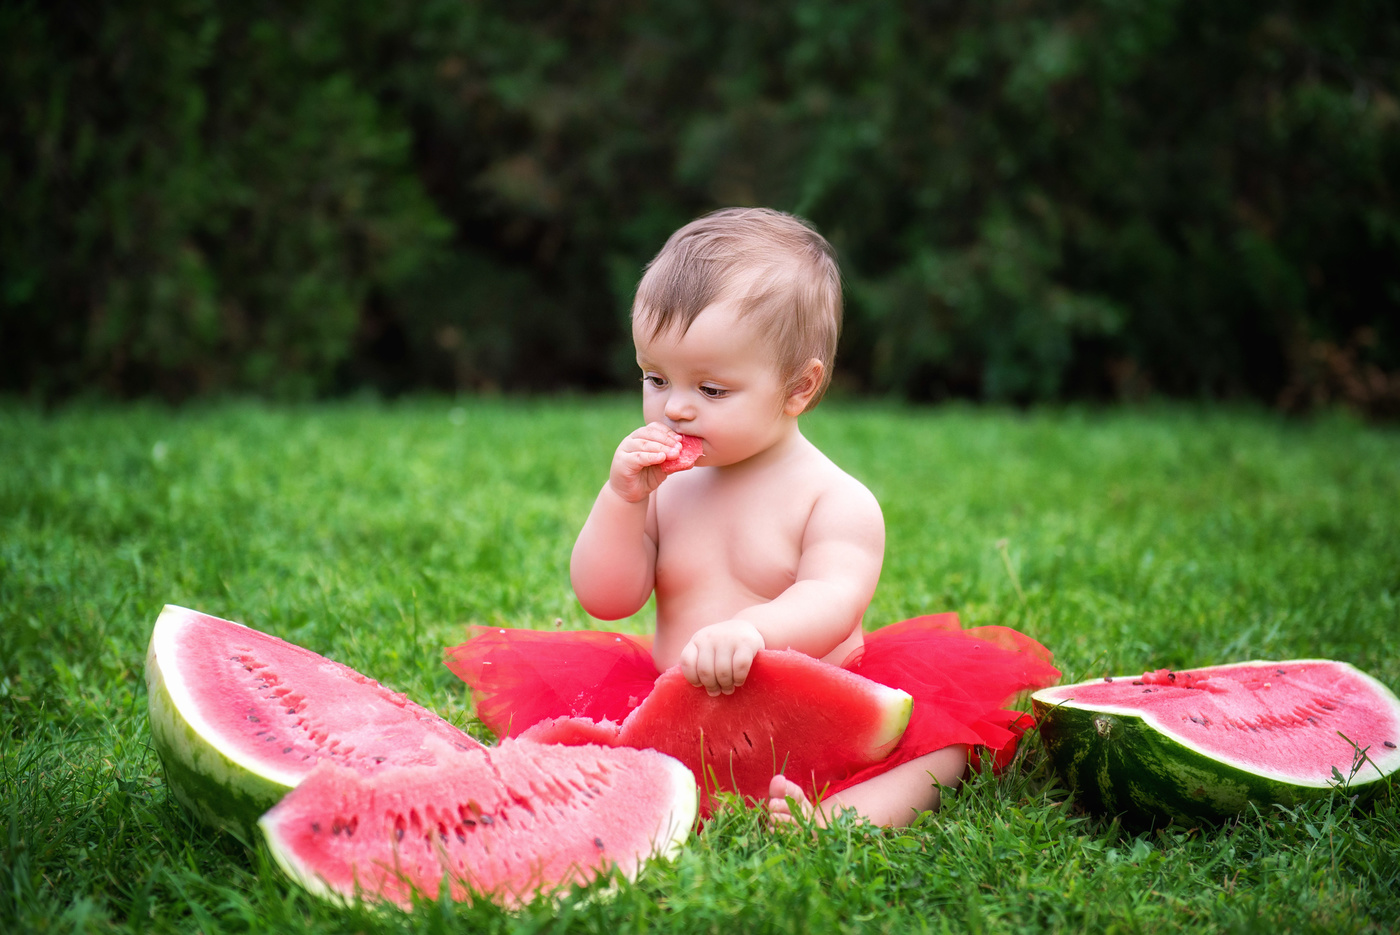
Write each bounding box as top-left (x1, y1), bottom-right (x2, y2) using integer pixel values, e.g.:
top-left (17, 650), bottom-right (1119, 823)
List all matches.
top-left (521, 649), bottom-right (913, 812)
top-left (260, 736), bottom-right (696, 909)
top-left (145, 605), bottom-right (485, 841)
top-left (659, 434), bottom-right (703, 474)
top-left (1033, 659), bottom-right (1400, 824)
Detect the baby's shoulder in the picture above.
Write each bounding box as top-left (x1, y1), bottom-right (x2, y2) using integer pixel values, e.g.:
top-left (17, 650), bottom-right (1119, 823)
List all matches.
top-left (797, 443), bottom-right (883, 522)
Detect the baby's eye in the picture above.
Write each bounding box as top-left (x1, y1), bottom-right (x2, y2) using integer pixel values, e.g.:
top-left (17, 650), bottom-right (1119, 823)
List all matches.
top-left (642, 374), bottom-right (667, 389)
top-left (699, 384), bottom-right (728, 399)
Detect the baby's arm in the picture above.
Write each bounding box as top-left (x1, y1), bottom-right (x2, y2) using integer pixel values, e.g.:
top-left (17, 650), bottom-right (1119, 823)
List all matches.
top-left (570, 423), bottom-right (681, 620)
top-left (681, 478), bottom-right (884, 694)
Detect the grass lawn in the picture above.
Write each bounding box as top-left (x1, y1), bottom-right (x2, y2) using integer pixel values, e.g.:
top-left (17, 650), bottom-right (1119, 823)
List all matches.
top-left (2, 397), bottom-right (1398, 933)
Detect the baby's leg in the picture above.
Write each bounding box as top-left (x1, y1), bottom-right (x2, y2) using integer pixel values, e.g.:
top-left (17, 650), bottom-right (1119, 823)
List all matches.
top-left (767, 745), bottom-right (968, 828)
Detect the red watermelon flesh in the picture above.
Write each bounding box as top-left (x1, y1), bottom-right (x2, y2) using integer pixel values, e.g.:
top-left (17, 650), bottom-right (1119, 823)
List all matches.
top-left (1036, 660), bottom-right (1400, 783)
top-left (259, 736), bottom-right (696, 909)
top-left (146, 605), bottom-right (483, 840)
top-left (521, 649), bottom-right (912, 812)
top-left (659, 435), bottom-right (703, 474)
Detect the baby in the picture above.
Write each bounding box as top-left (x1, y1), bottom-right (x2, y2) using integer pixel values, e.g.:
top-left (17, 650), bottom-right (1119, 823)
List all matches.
top-left (568, 207), bottom-right (967, 827)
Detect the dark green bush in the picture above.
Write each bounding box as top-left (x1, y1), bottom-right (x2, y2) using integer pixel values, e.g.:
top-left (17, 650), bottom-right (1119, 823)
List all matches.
top-left (3, 0), bottom-right (1397, 410)
top-left (0, 1), bottom-right (448, 399)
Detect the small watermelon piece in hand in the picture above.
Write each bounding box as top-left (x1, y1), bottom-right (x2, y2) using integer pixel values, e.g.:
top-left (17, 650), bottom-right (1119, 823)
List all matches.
top-left (659, 435), bottom-right (703, 474)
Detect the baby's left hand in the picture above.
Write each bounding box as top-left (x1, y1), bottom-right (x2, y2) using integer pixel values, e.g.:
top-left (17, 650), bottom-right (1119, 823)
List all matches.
top-left (680, 620), bottom-right (766, 696)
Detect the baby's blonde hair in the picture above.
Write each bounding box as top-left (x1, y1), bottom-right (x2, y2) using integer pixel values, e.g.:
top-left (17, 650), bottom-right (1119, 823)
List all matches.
top-left (633, 207), bottom-right (842, 411)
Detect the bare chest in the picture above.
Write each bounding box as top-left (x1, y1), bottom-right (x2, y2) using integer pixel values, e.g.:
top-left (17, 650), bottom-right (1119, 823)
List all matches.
top-left (652, 474), bottom-right (816, 612)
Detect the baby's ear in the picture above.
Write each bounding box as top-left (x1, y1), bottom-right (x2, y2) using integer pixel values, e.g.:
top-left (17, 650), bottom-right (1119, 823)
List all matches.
top-left (784, 358), bottom-right (825, 416)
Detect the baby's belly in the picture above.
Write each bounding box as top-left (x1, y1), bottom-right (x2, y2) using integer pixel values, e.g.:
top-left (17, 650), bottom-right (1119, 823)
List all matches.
top-left (650, 571), bottom-right (864, 670)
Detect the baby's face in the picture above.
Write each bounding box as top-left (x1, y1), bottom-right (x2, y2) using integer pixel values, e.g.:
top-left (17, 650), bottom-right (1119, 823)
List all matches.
top-left (633, 300), bottom-right (795, 468)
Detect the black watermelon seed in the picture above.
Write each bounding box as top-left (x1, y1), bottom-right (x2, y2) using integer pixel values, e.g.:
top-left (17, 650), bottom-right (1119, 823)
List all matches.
top-left (480, 815), bottom-right (494, 826)
top-left (1276, 668), bottom-right (1286, 674)
top-left (248, 715), bottom-right (260, 722)
top-left (1142, 689), bottom-right (1152, 693)
top-left (1168, 672), bottom-right (1176, 681)
top-left (286, 708), bottom-right (296, 715)
top-left (311, 822), bottom-right (321, 833)
top-left (594, 837), bottom-right (605, 849)
top-left (1132, 681), bottom-right (1143, 686)
top-left (1385, 741), bottom-right (1397, 749)
top-left (1104, 677), bottom-right (1113, 682)
top-left (373, 756), bottom-right (386, 763)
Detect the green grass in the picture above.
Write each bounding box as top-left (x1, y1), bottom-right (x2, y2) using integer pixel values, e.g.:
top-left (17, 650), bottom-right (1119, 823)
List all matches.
top-left (2, 397), bottom-right (1398, 934)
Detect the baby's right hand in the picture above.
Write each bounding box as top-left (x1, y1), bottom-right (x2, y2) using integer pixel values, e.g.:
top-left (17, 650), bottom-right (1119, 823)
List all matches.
top-left (607, 422), bottom-right (683, 503)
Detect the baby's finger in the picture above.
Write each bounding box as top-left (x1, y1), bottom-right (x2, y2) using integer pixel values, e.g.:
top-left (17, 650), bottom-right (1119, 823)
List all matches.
top-left (679, 642), bottom-right (701, 688)
top-left (636, 422), bottom-right (682, 449)
top-left (731, 647), bottom-right (754, 688)
top-left (622, 433), bottom-right (672, 455)
top-left (627, 447), bottom-right (669, 467)
top-left (694, 646), bottom-right (721, 697)
top-left (714, 654), bottom-right (737, 695)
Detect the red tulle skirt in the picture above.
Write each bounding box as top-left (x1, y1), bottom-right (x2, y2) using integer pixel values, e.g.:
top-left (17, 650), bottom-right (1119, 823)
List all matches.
top-left (445, 613), bottom-right (1059, 794)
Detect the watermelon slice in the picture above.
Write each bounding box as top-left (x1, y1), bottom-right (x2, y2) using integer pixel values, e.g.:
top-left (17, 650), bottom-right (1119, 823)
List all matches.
top-left (260, 737), bottom-right (696, 909)
top-left (659, 434), bottom-right (703, 474)
top-left (521, 649), bottom-right (913, 812)
top-left (1033, 659), bottom-right (1400, 824)
top-left (145, 605), bottom-right (483, 842)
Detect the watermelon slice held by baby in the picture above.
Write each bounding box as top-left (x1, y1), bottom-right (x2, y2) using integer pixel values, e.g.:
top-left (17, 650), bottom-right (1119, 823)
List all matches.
top-left (521, 650), bottom-right (913, 812)
top-left (659, 434), bottom-right (703, 474)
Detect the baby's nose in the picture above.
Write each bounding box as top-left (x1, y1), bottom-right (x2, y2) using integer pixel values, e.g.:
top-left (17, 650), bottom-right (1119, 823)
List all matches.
top-left (663, 391), bottom-right (695, 422)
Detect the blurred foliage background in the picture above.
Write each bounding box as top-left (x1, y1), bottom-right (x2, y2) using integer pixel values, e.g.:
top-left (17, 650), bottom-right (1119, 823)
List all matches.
top-left (3, 0), bottom-right (1398, 413)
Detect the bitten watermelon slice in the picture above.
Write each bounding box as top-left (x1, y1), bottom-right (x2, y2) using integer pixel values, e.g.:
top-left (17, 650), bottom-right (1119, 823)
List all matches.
top-left (521, 649), bottom-right (913, 812)
top-left (1033, 659), bottom-right (1400, 824)
top-left (659, 434), bottom-right (703, 474)
top-left (145, 605), bottom-right (483, 842)
top-left (260, 737), bottom-right (696, 909)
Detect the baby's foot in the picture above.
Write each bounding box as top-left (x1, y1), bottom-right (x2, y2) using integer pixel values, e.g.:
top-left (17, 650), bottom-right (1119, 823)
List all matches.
top-left (766, 774), bottom-right (811, 826)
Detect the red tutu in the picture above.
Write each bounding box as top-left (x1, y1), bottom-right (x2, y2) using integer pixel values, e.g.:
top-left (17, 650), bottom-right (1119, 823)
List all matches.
top-left (445, 613), bottom-right (1059, 795)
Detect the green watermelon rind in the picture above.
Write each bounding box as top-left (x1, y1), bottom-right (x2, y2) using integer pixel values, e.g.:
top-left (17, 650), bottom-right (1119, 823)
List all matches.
top-left (1032, 659), bottom-right (1400, 824)
top-left (145, 606), bottom-right (299, 843)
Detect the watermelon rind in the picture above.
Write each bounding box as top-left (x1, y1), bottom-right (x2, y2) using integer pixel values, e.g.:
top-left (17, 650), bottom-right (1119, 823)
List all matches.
top-left (145, 605), bottom-right (301, 842)
top-left (1033, 659), bottom-right (1400, 825)
top-left (872, 686), bottom-right (914, 759)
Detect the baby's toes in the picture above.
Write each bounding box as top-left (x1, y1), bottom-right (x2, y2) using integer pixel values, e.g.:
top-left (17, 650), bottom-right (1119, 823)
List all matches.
top-left (766, 774), bottom-right (810, 824)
